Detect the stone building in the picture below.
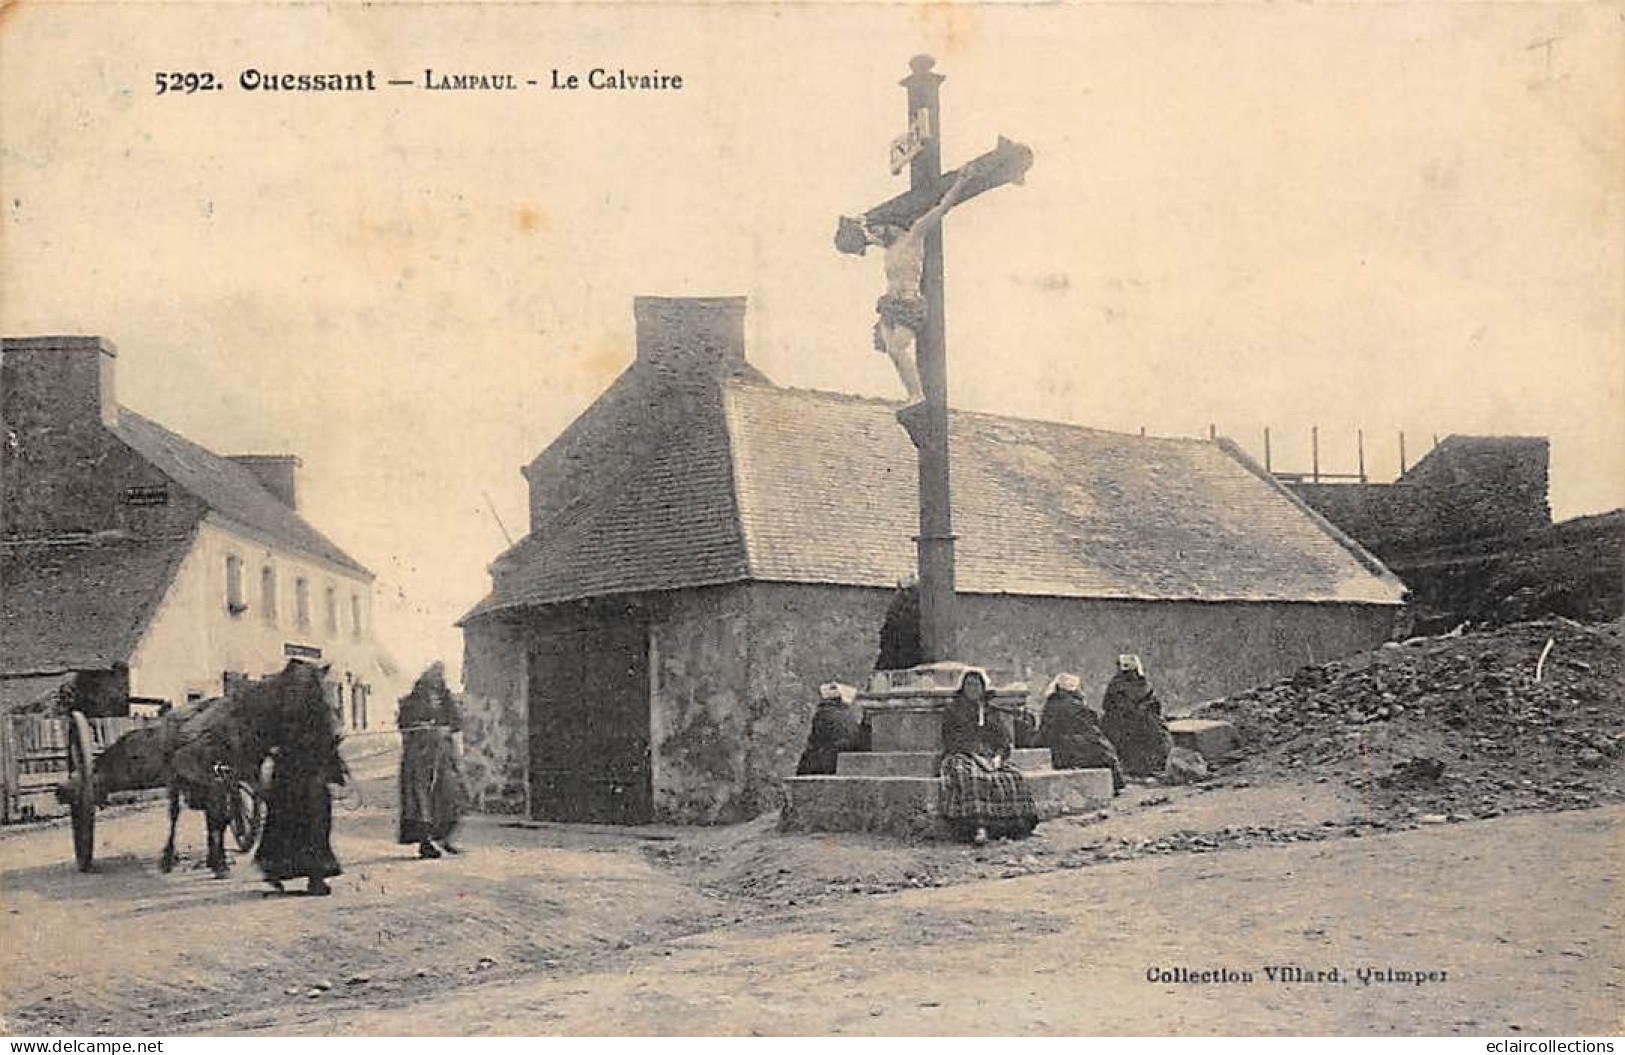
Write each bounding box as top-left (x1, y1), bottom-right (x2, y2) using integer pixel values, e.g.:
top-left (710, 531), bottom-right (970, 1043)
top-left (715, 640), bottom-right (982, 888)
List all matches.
top-left (1284, 436), bottom-right (1571, 628)
top-left (1286, 436), bottom-right (1551, 562)
top-left (459, 297), bottom-right (1407, 825)
top-left (0, 336), bottom-right (394, 728)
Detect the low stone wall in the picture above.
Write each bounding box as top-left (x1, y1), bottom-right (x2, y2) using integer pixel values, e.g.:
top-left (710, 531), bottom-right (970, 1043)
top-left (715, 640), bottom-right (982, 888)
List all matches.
top-left (649, 586), bottom-right (752, 824)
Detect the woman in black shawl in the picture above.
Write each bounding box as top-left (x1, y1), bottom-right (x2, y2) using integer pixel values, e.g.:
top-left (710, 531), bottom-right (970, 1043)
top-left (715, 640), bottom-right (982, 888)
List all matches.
top-left (1099, 654), bottom-right (1173, 778)
top-left (1038, 672), bottom-right (1125, 794)
top-left (256, 675), bottom-right (347, 896)
top-left (937, 670), bottom-right (1038, 844)
top-left (796, 682), bottom-right (870, 776)
top-left (397, 662), bottom-right (465, 859)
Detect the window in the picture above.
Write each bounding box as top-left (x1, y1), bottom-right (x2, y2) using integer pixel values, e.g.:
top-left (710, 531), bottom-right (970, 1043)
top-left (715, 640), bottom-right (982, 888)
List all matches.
top-left (261, 565), bottom-right (277, 623)
top-left (324, 585), bottom-right (337, 634)
top-left (352, 683), bottom-right (369, 730)
top-left (350, 593), bottom-right (363, 638)
top-left (295, 577), bottom-right (310, 629)
top-left (225, 555), bottom-right (245, 614)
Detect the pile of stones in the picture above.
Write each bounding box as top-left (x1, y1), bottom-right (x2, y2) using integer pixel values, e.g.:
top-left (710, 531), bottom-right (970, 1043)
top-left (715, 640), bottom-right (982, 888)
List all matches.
top-left (1202, 618), bottom-right (1624, 822)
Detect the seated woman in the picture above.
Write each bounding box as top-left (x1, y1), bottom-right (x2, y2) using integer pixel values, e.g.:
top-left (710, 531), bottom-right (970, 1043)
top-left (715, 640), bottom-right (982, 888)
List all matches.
top-left (937, 670), bottom-right (1038, 845)
top-left (796, 682), bottom-right (869, 775)
top-left (1100, 654), bottom-right (1173, 778)
top-left (1037, 672), bottom-right (1125, 794)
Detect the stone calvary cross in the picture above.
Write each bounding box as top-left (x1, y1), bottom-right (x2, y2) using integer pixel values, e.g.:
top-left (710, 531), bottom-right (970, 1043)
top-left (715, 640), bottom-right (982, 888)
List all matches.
top-left (835, 54), bottom-right (1034, 663)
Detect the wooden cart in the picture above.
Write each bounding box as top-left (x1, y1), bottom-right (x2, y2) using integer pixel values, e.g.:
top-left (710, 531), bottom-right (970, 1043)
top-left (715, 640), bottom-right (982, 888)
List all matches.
top-left (57, 711), bottom-right (263, 872)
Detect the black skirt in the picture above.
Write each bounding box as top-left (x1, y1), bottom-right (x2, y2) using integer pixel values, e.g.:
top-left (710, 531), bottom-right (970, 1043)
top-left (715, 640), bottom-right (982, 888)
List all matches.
top-left (255, 767), bottom-right (342, 882)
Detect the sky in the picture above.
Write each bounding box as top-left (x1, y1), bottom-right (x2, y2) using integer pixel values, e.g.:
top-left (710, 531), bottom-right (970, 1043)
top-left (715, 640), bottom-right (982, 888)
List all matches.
top-left (3, 2), bottom-right (1621, 684)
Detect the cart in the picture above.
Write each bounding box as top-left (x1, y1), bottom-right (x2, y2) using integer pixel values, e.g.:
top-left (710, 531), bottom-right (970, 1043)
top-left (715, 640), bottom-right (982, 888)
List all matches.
top-left (59, 710), bottom-right (264, 872)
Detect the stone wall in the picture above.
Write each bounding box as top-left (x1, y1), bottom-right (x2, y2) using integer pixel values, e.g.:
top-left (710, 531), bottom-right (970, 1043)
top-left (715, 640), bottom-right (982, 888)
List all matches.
top-left (648, 586), bottom-right (753, 823)
top-left (460, 587), bottom-right (760, 824)
top-left (463, 582), bottom-right (1399, 824)
top-left (458, 615), bottom-right (529, 814)
top-left (743, 583), bottom-right (894, 817)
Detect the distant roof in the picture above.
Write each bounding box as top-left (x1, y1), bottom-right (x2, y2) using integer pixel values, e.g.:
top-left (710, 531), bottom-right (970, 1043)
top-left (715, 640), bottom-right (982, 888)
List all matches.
top-left (114, 409), bottom-right (371, 578)
top-left (466, 378), bottom-right (1404, 619)
top-left (0, 534), bottom-right (194, 674)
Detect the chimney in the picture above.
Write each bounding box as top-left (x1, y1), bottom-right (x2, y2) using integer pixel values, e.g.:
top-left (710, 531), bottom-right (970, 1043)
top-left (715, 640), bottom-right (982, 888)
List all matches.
top-left (633, 296), bottom-right (747, 380)
top-left (229, 454), bottom-right (301, 509)
top-left (1, 335), bottom-right (120, 432)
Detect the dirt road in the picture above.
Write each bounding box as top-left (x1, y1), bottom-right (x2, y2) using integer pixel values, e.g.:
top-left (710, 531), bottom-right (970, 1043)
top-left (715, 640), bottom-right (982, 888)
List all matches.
top-left (234, 807), bottom-right (1625, 1036)
top-left (2, 740), bottom-right (1619, 1036)
top-left (0, 741), bottom-right (735, 1035)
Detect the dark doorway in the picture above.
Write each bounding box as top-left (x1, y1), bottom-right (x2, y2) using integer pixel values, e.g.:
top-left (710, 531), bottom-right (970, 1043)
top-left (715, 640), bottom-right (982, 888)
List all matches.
top-left (526, 620), bottom-right (652, 824)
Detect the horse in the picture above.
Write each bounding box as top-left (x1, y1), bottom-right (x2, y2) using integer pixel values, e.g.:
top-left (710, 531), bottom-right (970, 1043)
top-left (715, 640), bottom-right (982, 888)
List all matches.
top-left (153, 660), bottom-right (333, 878)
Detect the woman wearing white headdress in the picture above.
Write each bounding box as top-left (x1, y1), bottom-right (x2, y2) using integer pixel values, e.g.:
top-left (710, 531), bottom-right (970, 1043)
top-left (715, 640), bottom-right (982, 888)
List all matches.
top-left (1038, 673), bottom-right (1124, 794)
top-left (937, 670), bottom-right (1039, 845)
top-left (1100, 655), bottom-right (1172, 778)
top-left (796, 682), bottom-right (868, 775)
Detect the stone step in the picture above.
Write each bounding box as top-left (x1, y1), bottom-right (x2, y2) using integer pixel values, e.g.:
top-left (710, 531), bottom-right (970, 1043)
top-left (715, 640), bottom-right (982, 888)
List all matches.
top-left (780, 766), bottom-right (1115, 839)
top-left (836, 748), bottom-right (1054, 778)
top-left (1168, 718), bottom-right (1240, 762)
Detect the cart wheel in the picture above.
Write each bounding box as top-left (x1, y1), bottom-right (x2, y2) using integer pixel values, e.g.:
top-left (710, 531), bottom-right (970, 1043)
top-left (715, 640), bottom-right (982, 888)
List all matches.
top-left (66, 711), bottom-right (96, 872)
top-left (230, 780), bottom-right (263, 853)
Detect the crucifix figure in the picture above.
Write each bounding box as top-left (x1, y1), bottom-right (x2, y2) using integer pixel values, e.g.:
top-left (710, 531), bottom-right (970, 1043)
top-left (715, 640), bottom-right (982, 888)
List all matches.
top-left (837, 166), bottom-right (974, 404)
top-left (834, 54), bottom-right (1033, 663)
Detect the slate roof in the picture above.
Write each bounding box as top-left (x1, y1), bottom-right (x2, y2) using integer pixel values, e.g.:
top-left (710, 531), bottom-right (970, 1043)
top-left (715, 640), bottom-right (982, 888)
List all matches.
top-left (0, 534), bottom-right (195, 674)
top-left (726, 384), bottom-right (1403, 605)
top-left (466, 378), bottom-right (1404, 618)
top-left (470, 384), bottom-right (750, 615)
top-left (113, 409), bottom-right (371, 578)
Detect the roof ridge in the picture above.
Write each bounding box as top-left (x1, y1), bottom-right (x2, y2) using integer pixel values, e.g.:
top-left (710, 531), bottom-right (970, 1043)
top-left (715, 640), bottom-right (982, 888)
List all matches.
top-left (720, 377), bottom-right (1211, 446)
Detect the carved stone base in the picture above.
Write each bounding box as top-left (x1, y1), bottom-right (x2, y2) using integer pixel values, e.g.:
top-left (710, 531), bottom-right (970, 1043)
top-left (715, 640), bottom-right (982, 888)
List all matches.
top-left (781, 764), bottom-right (1115, 840)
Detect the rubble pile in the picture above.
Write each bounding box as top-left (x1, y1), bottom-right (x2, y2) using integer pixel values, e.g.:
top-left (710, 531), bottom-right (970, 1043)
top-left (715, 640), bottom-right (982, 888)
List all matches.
top-left (1204, 619), bottom-right (1624, 821)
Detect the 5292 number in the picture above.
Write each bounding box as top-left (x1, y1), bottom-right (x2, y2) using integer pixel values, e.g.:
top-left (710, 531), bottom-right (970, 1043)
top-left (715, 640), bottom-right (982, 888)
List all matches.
top-left (154, 72), bottom-right (221, 95)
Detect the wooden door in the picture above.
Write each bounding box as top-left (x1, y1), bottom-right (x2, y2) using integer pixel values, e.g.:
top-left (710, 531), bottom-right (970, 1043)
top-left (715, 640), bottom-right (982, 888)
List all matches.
top-left (527, 621), bottom-right (652, 824)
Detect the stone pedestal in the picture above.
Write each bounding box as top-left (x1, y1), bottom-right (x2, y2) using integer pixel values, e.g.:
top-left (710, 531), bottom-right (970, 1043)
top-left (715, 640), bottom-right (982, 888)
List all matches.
top-left (781, 662), bottom-right (1115, 839)
top-left (1168, 718), bottom-right (1240, 763)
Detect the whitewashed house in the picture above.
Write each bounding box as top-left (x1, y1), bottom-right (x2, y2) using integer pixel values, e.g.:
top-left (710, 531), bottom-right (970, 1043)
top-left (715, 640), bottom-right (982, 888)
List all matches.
top-left (0, 335), bottom-right (397, 729)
